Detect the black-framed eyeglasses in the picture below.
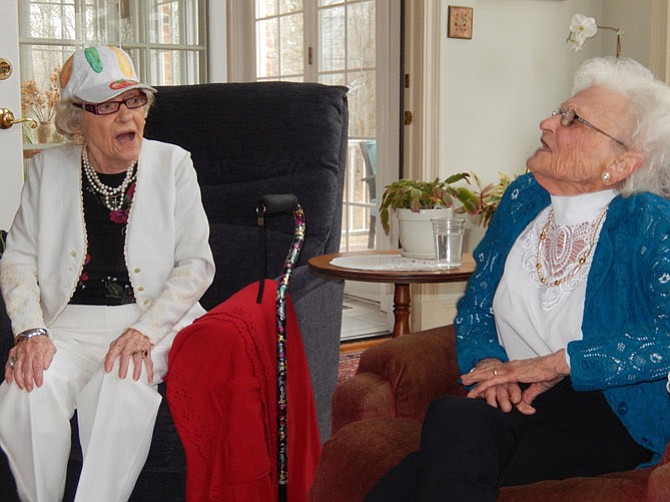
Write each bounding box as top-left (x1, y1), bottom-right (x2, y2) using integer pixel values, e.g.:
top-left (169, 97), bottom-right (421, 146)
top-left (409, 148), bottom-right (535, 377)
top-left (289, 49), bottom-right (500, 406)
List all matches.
top-left (73, 93), bottom-right (148, 116)
top-left (552, 107), bottom-right (627, 149)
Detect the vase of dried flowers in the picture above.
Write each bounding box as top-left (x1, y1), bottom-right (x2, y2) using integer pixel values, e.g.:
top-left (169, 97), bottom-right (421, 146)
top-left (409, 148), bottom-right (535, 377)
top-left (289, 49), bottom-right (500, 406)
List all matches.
top-left (21, 67), bottom-right (60, 144)
top-left (35, 121), bottom-right (52, 144)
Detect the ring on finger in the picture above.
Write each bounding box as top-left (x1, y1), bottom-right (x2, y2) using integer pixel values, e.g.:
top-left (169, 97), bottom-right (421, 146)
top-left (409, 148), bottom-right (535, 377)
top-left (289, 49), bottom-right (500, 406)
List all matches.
top-left (133, 349), bottom-right (148, 358)
top-left (8, 356), bottom-right (17, 369)
top-left (493, 367), bottom-right (498, 376)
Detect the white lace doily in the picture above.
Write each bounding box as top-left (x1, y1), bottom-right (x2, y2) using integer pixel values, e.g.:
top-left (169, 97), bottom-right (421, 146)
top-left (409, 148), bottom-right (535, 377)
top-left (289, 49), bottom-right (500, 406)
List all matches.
top-left (330, 254), bottom-right (440, 271)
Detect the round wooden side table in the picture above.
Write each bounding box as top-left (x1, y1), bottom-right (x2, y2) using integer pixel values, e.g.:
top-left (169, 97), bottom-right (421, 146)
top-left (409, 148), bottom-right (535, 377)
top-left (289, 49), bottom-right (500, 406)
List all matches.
top-left (308, 250), bottom-right (475, 337)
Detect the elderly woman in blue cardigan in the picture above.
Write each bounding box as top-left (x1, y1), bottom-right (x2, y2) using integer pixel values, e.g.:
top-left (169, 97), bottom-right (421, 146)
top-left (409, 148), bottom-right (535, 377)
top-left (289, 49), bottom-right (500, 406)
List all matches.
top-left (366, 56), bottom-right (670, 501)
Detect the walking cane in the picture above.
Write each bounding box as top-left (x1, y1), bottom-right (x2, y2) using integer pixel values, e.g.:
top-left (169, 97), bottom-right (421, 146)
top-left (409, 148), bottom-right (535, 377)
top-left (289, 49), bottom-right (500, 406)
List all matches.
top-left (256, 194), bottom-right (305, 502)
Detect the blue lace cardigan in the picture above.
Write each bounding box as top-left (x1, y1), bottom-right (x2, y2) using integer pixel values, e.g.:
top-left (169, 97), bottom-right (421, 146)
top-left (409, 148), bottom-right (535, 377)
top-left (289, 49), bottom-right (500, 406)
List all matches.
top-left (455, 173), bottom-right (670, 465)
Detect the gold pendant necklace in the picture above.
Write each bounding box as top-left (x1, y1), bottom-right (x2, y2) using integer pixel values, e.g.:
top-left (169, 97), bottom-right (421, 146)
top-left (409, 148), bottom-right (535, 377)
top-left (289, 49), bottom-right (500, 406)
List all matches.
top-left (535, 207), bottom-right (608, 287)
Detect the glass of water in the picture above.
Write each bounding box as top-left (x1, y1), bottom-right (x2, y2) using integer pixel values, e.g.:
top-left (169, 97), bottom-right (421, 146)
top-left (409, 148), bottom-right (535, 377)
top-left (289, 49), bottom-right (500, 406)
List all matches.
top-left (431, 217), bottom-right (465, 269)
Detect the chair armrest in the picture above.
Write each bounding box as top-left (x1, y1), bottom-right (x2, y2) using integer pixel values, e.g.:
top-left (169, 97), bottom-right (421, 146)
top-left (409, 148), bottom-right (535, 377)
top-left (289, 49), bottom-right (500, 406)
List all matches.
top-left (648, 442), bottom-right (670, 502)
top-left (291, 265), bottom-right (344, 441)
top-left (332, 325), bottom-right (466, 434)
top-left (649, 461), bottom-right (670, 502)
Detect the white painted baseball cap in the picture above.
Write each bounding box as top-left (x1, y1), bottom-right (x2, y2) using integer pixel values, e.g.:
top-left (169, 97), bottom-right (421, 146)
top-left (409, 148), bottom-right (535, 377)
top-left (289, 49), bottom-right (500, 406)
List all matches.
top-left (60, 45), bottom-right (157, 104)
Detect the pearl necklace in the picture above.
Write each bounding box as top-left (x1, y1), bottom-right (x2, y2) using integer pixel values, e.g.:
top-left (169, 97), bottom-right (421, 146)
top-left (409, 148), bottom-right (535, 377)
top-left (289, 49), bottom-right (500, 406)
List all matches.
top-left (81, 144), bottom-right (137, 211)
top-left (535, 207), bottom-right (608, 287)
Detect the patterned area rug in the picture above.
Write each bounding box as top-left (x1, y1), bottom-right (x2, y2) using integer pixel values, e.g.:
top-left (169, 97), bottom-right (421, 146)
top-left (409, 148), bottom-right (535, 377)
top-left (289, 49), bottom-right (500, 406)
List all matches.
top-left (338, 349), bottom-right (363, 383)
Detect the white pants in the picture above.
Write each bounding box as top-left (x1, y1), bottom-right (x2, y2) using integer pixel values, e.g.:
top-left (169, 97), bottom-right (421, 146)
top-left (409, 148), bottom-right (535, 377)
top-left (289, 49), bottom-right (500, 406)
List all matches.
top-left (0, 304), bottom-right (176, 502)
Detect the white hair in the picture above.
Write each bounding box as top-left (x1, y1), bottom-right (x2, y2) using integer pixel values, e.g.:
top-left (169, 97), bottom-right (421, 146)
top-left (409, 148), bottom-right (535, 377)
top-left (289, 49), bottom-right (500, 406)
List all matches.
top-left (572, 57), bottom-right (670, 197)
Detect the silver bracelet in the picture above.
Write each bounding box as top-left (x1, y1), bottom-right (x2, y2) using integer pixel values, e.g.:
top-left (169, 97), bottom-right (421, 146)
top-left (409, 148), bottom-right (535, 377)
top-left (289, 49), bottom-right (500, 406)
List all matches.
top-left (14, 327), bottom-right (49, 345)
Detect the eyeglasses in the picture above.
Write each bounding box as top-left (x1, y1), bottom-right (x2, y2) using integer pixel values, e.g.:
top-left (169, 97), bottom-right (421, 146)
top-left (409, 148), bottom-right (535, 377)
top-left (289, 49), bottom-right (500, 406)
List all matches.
top-left (552, 107), bottom-right (627, 149)
top-left (73, 93), bottom-right (148, 116)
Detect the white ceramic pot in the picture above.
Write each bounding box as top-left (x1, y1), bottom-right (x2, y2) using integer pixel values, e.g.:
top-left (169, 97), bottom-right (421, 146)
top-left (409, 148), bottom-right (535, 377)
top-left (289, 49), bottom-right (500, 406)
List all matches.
top-left (397, 207), bottom-right (452, 259)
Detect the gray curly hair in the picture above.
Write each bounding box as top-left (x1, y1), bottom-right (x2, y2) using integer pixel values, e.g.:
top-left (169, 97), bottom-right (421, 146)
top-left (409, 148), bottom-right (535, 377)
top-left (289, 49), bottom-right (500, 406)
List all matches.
top-left (572, 57), bottom-right (670, 197)
top-left (54, 90), bottom-right (155, 142)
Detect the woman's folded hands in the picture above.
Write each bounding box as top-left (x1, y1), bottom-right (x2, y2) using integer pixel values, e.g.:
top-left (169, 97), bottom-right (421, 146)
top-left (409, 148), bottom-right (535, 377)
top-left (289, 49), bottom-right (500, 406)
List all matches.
top-left (461, 351), bottom-right (570, 415)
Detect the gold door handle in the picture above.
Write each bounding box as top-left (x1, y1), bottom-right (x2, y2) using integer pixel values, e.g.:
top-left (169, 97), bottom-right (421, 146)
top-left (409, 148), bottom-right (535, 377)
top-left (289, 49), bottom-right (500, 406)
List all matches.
top-left (0, 107), bottom-right (37, 130)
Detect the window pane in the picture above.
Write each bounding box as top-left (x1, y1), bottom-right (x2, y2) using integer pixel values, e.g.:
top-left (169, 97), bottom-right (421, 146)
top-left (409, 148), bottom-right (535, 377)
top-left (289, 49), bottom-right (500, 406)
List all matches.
top-left (318, 5), bottom-right (344, 72)
top-left (319, 73), bottom-right (346, 86)
top-left (82, 2), bottom-right (100, 42)
top-left (182, 0), bottom-right (201, 44)
top-left (29, 2), bottom-right (75, 39)
top-left (279, 0), bottom-right (302, 14)
top-left (256, 0), bottom-right (277, 18)
top-left (22, 45), bottom-right (66, 84)
top-left (81, 1), bottom-right (130, 45)
top-left (280, 13), bottom-right (303, 76)
top-left (147, 49), bottom-right (201, 85)
top-left (257, 18), bottom-right (279, 78)
top-left (259, 74), bottom-right (304, 83)
top-left (120, 6), bottom-right (139, 43)
top-left (347, 0), bottom-right (375, 69)
top-left (148, 1), bottom-right (180, 44)
top-left (346, 69), bottom-right (376, 138)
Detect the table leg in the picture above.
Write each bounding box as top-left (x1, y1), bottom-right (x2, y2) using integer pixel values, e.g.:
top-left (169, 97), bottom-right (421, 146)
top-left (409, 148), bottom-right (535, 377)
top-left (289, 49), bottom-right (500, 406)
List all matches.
top-left (392, 283), bottom-right (411, 337)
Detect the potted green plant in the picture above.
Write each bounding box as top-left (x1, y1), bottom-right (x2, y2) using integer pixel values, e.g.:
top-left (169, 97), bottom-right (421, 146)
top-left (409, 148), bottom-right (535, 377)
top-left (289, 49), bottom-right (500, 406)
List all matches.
top-left (379, 172), bottom-right (511, 257)
top-left (452, 171), bottom-right (512, 228)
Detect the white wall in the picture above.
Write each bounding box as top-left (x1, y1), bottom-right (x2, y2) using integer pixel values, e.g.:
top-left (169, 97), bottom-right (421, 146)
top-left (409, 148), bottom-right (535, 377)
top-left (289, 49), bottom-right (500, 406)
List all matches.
top-left (439, 0), bottom-right (604, 187)
top-left (438, 0), bottom-right (659, 187)
top-left (602, 0), bottom-right (655, 68)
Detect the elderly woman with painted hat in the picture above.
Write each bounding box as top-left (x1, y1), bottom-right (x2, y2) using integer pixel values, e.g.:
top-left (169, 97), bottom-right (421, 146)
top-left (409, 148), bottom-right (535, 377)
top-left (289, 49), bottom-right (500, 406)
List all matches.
top-left (0, 45), bottom-right (215, 501)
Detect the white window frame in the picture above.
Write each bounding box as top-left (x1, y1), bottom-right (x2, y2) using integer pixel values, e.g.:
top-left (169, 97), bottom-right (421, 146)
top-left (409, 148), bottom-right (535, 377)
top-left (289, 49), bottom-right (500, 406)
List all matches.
top-left (17, 0), bottom-right (208, 86)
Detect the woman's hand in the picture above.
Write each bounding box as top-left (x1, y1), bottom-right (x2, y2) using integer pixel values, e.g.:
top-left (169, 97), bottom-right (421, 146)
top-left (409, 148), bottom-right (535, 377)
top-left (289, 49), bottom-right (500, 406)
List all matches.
top-left (5, 336), bottom-right (57, 392)
top-left (104, 328), bottom-right (154, 384)
top-left (462, 358), bottom-right (524, 413)
top-left (461, 351), bottom-right (570, 415)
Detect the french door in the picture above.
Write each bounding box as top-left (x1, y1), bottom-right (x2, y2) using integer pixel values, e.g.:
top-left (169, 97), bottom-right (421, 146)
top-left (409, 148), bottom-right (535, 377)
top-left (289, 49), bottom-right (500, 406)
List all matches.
top-left (230, 0), bottom-right (401, 253)
top-left (0, 2), bottom-right (24, 230)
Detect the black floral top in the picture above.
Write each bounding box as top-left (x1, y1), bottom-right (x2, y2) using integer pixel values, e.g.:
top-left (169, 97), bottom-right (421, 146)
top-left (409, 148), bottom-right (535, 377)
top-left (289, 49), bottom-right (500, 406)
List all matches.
top-left (70, 167), bottom-right (136, 305)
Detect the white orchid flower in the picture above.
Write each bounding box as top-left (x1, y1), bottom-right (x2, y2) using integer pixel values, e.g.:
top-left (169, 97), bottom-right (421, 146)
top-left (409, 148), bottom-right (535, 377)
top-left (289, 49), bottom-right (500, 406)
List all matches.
top-left (566, 36), bottom-right (586, 52)
top-left (570, 14), bottom-right (598, 38)
top-left (566, 14), bottom-right (598, 51)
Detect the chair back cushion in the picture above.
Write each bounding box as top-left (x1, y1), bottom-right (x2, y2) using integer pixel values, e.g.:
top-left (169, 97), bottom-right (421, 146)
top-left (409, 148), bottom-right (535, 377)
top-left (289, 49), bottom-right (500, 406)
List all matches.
top-left (144, 82), bottom-right (349, 308)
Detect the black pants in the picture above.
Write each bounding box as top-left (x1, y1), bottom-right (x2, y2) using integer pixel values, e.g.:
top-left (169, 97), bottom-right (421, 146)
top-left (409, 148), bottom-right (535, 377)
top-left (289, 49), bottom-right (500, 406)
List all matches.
top-left (365, 379), bottom-right (652, 502)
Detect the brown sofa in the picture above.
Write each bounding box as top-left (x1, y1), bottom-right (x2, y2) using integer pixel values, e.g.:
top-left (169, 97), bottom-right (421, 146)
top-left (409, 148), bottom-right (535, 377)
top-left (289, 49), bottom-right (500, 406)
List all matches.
top-left (309, 325), bottom-right (670, 501)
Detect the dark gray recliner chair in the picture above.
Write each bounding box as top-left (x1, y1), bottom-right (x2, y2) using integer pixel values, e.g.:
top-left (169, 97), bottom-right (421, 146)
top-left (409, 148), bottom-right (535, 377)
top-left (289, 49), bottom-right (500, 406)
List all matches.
top-left (0, 81), bottom-right (348, 501)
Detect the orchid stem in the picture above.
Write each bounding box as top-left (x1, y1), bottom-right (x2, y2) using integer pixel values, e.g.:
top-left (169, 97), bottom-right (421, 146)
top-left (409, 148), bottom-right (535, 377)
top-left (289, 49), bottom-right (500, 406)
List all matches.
top-left (597, 25), bottom-right (622, 58)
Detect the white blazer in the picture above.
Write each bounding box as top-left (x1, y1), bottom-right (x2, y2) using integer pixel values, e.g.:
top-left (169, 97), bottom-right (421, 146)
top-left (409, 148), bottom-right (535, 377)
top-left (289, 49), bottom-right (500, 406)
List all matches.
top-left (0, 139), bottom-right (215, 344)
